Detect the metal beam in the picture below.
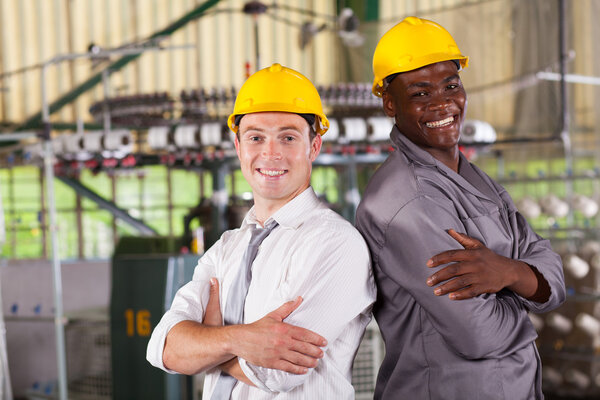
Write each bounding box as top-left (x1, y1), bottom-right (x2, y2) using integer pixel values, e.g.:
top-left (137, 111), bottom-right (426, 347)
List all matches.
top-left (16, 0), bottom-right (220, 132)
top-left (56, 176), bottom-right (158, 236)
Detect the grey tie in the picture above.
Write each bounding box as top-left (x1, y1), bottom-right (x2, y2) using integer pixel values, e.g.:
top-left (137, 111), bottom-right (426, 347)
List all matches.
top-left (211, 220), bottom-right (279, 400)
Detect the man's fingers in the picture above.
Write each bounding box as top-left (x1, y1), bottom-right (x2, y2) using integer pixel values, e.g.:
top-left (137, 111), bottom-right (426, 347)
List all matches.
top-left (429, 274), bottom-right (473, 295)
top-left (427, 263), bottom-right (463, 286)
top-left (427, 249), bottom-right (472, 268)
top-left (447, 228), bottom-right (482, 249)
top-left (273, 360), bottom-right (310, 375)
top-left (203, 277), bottom-right (222, 326)
top-left (288, 335), bottom-right (326, 358)
top-left (283, 350), bottom-right (321, 369)
top-left (269, 296), bottom-right (303, 321)
top-left (289, 325), bottom-right (328, 347)
top-left (446, 285), bottom-right (481, 301)
top-left (209, 277), bottom-right (220, 299)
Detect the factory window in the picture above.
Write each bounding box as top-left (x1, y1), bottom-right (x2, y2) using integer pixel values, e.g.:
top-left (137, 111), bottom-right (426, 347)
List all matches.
top-left (0, 166), bottom-right (44, 259)
top-left (0, 165), bottom-right (205, 261)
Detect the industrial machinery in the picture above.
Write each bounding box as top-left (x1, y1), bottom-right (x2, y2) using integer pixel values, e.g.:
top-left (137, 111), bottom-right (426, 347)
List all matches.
top-left (110, 236), bottom-right (199, 400)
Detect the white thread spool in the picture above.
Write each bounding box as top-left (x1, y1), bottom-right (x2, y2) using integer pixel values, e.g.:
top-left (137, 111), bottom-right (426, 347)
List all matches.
top-left (52, 136), bottom-right (65, 155)
top-left (212, 123), bottom-right (223, 145)
top-left (546, 312), bottom-right (573, 334)
top-left (104, 129), bottom-right (133, 152)
top-left (564, 368), bottom-right (590, 390)
top-left (63, 133), bottom-right (84, 153)
top-left (575, 313), bottom-right (600, 337)
top-left (528, 313), bottom-right (544, 332)
top-left (540, 195), bottom-right (569, 218)
top-left (563, 253), bottom-right (590, 279)
top-left (82, 131), bottom-right (104, 153)
top-left (542, 366), bottom-right (563, 387)
top-left (573, 194), bottom-right (599, 218)
top-left (148, 126), bottom-right (171, 149)
top-left (322, 119), bottom-right (339, 142)
top-left (342, 117), bottom-right (367, 142)
top-left (174, 125), bottom-right (199, 148)
top-left (516, 197), bottom-right (542, 219)
top-left (366, 117), bottom-right (393, 142)
top-left (200, 122), bottom-right (221, 146)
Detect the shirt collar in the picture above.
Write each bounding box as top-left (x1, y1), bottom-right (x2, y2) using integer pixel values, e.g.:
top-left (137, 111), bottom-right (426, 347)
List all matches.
top-left (391, 124), bottom-right (497, 203)
top-left (391, 124), bottom-right (468, 174)
top-left (241, 187), bottom-right (321, 230)
top-left (391, 125), bottom-right (445, 167)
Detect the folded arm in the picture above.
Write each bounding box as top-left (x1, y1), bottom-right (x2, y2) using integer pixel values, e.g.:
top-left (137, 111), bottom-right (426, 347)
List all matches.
top-left (424, 195), bottom-right (565, 312)
top-left (161, 292), bottom-right (327, 376)
top-left (237, 226), bottom-right (375, 392)
top-left (378, 197), bottom-right (536, 360)
top-left (147, 244), bottom-right (327, 379)
top-left (426, 228), bottom-right (551, 302)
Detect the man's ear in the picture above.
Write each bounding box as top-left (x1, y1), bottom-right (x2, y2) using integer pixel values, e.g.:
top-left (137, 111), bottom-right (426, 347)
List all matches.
top-left (382, 91), bottom-right (396, 118)
top-left (309, 133), bottom-right (322, 162)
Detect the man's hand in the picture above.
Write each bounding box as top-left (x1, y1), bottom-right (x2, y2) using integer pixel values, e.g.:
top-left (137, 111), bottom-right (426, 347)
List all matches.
top-left (206, 278), bottom-right (327, 375)
top-left (231, 296), bottom-right (328, 375)
top-left (425, 229), bottom-right (542, 300)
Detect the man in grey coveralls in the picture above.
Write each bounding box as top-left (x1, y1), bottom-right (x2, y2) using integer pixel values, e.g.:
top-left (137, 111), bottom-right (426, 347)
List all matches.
top-left (356, 17), bottom-right (566, 399)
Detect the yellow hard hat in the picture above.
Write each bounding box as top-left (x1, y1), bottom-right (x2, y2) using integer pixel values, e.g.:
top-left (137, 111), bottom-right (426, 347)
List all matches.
top-left (372, 16), bottom-right (469, 97)
top-left (228, 63), bottom-right (329, 135)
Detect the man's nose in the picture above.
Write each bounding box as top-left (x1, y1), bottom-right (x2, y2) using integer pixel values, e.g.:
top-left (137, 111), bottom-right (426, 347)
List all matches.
top-left (428, 93), bottom-right (452, 111)
top-left (261, 141), bottom-right (283, 160)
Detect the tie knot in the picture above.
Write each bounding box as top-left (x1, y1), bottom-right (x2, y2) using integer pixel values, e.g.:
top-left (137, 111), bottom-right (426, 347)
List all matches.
top-left (249, 220), bottom-right (278, 246)
top-left (264, 220), bottom-right (278, 231)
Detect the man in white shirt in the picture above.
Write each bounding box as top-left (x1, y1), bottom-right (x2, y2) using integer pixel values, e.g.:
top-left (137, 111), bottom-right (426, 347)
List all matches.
top-left (147, 63), bottom-right (376, 399)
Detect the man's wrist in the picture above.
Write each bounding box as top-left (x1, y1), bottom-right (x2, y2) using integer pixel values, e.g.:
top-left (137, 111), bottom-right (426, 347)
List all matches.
top-left (220, 324), bottom-right (239, 357)
top-left (506, 260), bottom-right (544, 300)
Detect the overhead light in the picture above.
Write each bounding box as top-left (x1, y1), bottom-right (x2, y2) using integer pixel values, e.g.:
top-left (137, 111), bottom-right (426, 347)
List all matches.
top-left (338, 8), bottom-right (364, 47)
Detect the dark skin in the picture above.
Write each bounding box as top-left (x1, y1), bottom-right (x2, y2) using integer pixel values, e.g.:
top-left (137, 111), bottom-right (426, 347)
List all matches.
top-left (383, 61), bottom-right (551, 302)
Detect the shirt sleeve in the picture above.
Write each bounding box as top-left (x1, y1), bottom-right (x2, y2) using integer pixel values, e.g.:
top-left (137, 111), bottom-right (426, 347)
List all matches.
top-left (373, 195), bottom-right (538, 360)
top-left (239, 224), bottom-right (376, 392)
top-left (146, 244), bottom-right (218, 372)
top-left (509, 205), bottom-right (566, 313)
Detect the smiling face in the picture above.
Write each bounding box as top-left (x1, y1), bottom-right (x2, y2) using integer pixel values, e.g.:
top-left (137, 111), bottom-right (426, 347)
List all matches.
top-left (383, 61), bottom-right (467, 169)
top-left (235, 112), bottom-right (322, 222)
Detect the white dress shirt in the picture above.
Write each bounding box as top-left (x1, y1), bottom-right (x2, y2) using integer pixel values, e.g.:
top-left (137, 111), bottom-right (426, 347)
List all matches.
top-left (147, 187), bottom-right (376, 399)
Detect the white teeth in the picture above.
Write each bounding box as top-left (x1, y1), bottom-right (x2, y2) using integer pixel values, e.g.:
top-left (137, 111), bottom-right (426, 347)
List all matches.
top-left (426, 116), bottom-right (454, 128)
top-left (260, 169), bottom-right (285, 176)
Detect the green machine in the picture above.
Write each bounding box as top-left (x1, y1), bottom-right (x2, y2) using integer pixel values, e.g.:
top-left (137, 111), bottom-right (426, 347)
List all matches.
top-left (110, 237), bottom-right (200, 400)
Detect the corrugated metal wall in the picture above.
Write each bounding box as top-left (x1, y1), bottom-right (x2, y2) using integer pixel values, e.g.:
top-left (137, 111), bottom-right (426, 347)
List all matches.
top-left (0, 0), bottom-right (338, 126)
top-left (0, 0), bottom-right (598, 143)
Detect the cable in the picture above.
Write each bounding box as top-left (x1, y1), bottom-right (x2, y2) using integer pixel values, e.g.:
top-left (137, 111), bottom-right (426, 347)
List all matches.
top-left (377, 0), bottom-right (504, 24)
top-left (268, 3), bottom-right (338, 22)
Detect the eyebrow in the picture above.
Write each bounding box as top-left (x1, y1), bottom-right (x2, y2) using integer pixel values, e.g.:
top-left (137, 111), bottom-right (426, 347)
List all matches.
top-left (444, 74), bottom-right (460, 83)
top-left (240, 125), bottom-right (304, 133)
top-left (406, 74), bottom-right (460, 89)
top-left (278, 126), bottom-right (303, 132)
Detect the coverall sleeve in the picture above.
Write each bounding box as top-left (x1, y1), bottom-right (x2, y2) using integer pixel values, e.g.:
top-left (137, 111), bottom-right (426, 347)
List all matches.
top-left (376, 195), bottom-right (537, 360)
top-left (507, 199), bottom-right (566, 313)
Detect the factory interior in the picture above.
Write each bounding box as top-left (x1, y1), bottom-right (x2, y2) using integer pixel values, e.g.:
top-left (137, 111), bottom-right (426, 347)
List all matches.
top-left (1, 0), bottom-right (600, 399)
